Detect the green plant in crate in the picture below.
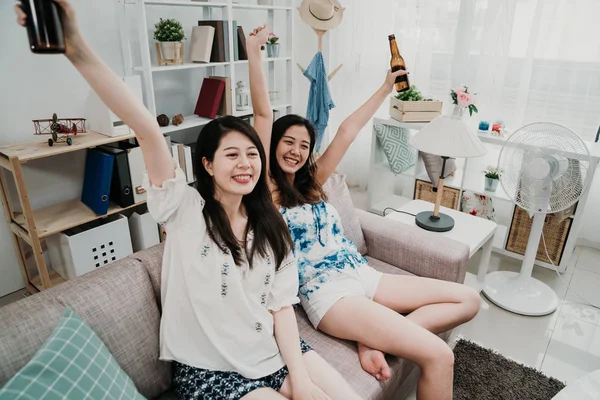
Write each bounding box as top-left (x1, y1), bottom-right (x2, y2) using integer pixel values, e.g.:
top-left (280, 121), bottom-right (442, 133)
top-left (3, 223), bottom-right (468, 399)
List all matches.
top-left (153, 18), bottom-right (186, 42)
top-left (394, 85), bottom-right (434, 101)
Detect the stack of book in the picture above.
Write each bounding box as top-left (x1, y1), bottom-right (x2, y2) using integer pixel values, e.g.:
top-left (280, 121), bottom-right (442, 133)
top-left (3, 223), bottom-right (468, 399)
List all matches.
top-left (191, 20), bottom-right (248, 63)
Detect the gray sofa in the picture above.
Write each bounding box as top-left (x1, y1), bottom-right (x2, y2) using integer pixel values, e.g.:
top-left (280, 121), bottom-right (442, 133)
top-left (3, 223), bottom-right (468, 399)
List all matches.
top-left (0, 179), bottom-right (469, 400)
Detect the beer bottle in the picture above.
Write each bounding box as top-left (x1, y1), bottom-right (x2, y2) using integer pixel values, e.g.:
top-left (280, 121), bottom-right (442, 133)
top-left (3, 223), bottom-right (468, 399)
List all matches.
top-left (20, 0), bottom-right (66, 54)
top-left (388, 34), bottom-right (409, 92)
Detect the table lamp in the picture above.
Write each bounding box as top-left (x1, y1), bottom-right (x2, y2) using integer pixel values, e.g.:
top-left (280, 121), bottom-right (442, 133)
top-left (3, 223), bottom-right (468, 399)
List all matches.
top-left (409, 108), bottom-right (488, 232)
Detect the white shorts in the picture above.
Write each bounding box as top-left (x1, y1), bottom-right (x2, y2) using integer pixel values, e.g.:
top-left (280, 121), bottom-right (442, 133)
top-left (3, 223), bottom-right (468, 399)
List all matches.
top-left (300, 263), bottom-right (383, 329)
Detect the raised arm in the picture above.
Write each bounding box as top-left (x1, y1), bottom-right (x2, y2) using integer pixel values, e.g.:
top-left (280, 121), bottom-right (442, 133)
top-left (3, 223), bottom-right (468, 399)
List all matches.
top-left (16, 0), bottom-right (173, 187)
top-left (246, 25), bottom-right (274, 175)
top-left (315, 69), bottom-right (408, 184)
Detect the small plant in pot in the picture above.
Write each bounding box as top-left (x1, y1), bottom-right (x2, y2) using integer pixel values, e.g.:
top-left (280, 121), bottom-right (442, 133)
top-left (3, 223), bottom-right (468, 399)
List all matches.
top-left (484, 165), bottom-right (501, 192)
top-left (153, 18), bottom-right (186, 63)
top-left (267, 33), bottom-right (280, 58)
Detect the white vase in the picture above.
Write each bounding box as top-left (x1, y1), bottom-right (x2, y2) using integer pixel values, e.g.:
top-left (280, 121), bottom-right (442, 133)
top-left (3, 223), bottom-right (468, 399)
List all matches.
top-left (159, 41), bottom-right (182, 61)
top-left (452, 104), bottom-right (467, 119)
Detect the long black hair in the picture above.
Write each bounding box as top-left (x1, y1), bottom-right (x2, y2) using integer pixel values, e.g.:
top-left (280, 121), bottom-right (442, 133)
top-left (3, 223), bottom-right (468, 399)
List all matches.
top-left (270, 114), bottom-right (327, 208)
top-left (195, 116), bottom-right (292, 269)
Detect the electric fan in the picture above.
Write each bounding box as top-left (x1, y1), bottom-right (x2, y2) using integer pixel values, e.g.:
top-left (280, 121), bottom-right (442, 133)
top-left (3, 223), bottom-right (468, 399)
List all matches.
top-left (482, 122), bottom-right (591, 316)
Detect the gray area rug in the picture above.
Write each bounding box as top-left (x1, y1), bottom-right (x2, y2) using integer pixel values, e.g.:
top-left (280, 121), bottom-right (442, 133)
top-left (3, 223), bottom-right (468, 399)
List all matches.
top-left (454, 339), bottom-right (566, 400)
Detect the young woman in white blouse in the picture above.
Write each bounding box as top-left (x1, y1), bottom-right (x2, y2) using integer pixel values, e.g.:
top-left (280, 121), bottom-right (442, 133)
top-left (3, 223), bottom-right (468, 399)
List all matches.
top-left (15, 2), bottom-right (361, 399)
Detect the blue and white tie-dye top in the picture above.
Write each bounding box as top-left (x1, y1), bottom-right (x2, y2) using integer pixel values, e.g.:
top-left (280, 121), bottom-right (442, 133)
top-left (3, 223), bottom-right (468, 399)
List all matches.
top-left (280, 200), bottom-right (367, 298)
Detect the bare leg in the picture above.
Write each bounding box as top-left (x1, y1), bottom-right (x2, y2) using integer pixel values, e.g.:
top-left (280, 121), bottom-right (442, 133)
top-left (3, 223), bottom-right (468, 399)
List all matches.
top-left (354, 274), bottom-right (479, 382)
top-left (318, 296), bottom-right (454, 400)
top-left (241, 388), bottom-right (288, 399)
top-left (279, 350), bottom-right (362, 400)
top-left (373, 274), bottom-right (481, 334)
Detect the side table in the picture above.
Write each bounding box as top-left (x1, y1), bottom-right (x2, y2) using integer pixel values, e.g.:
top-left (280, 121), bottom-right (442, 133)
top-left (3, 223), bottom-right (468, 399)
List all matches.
top-left (384, 200), bottom-right (497, 289)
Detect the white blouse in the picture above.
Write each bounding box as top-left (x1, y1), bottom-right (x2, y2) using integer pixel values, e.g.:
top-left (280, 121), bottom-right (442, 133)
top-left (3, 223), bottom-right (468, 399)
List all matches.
top-left (143, 164), bottom-right (300, 379)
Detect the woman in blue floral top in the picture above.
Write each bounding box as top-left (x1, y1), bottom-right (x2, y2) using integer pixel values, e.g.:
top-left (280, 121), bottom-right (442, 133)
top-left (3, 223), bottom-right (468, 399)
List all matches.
top-left (258, 70), bottom-right (481, 400)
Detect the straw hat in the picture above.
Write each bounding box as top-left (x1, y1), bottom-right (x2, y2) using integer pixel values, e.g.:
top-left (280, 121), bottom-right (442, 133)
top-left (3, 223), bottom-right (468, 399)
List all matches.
top-left (298, 0), bottom-right (344, 31)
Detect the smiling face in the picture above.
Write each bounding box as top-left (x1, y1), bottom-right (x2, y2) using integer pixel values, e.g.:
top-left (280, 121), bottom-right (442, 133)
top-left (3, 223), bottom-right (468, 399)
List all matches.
top-left (203, 131), bottom-right (262, 198)
top-left (275, 124), bottom-right (311, 177)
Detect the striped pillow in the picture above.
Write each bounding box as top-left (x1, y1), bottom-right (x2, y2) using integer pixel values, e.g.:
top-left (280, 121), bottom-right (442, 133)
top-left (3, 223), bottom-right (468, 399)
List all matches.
top-left (0, 307), bottom-right (145, 400)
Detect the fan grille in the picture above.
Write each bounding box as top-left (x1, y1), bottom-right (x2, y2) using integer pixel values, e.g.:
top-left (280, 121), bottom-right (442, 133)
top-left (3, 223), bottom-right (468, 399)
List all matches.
top-left (498, 122), bottom-right (590, 213)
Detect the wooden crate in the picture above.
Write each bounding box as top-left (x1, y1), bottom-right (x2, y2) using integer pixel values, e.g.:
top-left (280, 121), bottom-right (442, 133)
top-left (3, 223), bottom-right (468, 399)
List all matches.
top-left (506, 206), bottom-right (573, 265)
top-left (389, 97), bottom-right (442, 122)
top-left (414, 179), bottom-right (460, 210)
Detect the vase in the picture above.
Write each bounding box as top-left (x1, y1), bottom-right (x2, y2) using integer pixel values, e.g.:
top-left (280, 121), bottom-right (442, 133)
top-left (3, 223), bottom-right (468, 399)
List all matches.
top-left (267, 43), bottom-right (280, 58)
top-left (485, 177), bottom-right (499, 192)
top-left (452, 104), bottom-right (467, 119)
top-left (159, 41), bottom-right (182, 61)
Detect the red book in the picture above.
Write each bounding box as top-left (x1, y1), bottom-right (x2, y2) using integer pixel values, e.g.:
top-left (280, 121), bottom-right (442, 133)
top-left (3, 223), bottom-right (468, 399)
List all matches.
top-left (194, 78), bottom-right (226, 119)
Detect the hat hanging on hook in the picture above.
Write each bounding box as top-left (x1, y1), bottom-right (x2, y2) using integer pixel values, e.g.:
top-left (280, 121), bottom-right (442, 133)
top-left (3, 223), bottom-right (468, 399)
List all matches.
top-left (298, 0), bottom-right (345, 31)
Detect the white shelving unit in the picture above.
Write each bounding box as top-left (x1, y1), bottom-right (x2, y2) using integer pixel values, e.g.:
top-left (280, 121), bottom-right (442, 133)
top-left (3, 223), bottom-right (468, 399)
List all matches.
top-left (118, 0), bottom-right (294, 136)
top-left (368, 116), bottom-right (600, 274)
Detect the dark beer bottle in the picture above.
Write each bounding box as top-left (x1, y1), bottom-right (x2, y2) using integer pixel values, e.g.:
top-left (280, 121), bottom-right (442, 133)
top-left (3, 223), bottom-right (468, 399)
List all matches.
top-left (388, 34), bottom-right (409, 92)
top-left (20, 0), bottom-right (66, 54)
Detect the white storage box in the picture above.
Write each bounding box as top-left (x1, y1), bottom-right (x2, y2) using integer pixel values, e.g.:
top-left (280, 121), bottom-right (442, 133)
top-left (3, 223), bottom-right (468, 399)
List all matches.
top-left (47, 214), bottom-right (133, 281)
top-left (128, 211), bottom-right (160, 252)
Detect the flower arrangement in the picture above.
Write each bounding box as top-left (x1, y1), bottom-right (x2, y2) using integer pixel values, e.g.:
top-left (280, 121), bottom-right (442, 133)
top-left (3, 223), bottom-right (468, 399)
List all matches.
top-left (153, 18), bottom-right (186, 42)
top-left (451, 86), bottom-right (478, 116)
top-left (484, 165), bottom-right (501, 180)
top-left (267, 33), bottom-right (279, 45)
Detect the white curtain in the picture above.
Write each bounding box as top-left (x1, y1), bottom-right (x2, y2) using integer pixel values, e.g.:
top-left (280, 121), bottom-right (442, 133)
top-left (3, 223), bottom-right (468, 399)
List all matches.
top-left (325, 0), bottom-right (600, 190)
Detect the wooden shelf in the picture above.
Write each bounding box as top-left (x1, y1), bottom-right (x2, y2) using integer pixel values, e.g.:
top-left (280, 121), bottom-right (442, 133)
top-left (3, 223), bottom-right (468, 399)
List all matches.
top-left (14, 198), bottom-right (147, 239)
top-left (30, 270), bottom-right (65, 291)
top-left (0, 131), bottom-right (135, 165)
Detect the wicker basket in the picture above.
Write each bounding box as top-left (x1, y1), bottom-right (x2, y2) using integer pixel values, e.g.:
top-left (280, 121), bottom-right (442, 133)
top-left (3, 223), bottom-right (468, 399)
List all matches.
top-left (414, 179), bottom-right (460, 209)
top-left (505, 206), bottom-right (573, 265)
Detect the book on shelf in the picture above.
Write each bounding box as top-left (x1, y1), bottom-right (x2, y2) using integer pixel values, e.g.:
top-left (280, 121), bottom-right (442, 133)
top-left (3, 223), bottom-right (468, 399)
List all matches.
top-left (233, 21), bottom-right (239, 61)
top-left (197, 20), bottom-right (226, 62)
top-left (237, 26), bottom-right (248, 60)
top-left (171, 142), bottom-right (195, 183)
top-left (194, 78), bottom-right (226, 119)
top-left (209, 76), bottom-right (232, 115)
top-left (189, 25), bottom-right (215, 63)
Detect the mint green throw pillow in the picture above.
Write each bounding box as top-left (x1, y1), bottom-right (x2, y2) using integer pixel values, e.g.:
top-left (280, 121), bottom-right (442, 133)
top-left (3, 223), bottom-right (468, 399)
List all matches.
top-left (374, 123), bottom-right (417, 175)
top-left (0, 307), bottom-right (146, 400)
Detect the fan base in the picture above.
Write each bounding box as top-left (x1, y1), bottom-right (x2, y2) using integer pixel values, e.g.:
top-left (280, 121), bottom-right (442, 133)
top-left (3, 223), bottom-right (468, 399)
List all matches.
top-left (482, 271), bottom-right (559, 316)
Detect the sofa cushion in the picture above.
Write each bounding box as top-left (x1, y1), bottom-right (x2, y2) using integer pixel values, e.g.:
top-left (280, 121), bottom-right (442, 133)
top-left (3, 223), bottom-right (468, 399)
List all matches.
top-left (0, 258), bottom-right (170, 400)
top-left (0, 306), bottom-right (145, 400)
top-left (322, 174), bottom-right (367, 255)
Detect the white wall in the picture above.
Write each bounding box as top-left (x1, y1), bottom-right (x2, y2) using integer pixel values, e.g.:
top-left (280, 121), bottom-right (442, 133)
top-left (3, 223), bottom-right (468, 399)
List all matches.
top-left (0, 0), bottom-right (125, 296)
top-left (0, 0), bottom-right (323, 296)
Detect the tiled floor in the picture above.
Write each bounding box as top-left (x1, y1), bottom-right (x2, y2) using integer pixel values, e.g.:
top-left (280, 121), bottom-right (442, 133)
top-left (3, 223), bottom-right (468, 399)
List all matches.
top-left (347, 187), bottom-right (600, 399)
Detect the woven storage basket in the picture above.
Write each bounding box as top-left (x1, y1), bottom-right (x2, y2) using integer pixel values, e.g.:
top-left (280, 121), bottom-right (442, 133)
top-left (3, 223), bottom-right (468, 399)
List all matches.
top-left (505, 205), bottom-right (573, 265)
top-left (414, 179), bottom-right (460, 209)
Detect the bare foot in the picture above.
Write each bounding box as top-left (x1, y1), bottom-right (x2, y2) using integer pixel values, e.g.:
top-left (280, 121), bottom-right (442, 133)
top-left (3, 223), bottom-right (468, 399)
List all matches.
top-left (358, 342), bottom-right (391, 381)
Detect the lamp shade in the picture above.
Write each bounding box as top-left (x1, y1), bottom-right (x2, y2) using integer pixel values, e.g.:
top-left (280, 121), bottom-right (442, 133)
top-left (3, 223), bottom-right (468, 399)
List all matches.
top-left (409, 112), bottom-right (488, 158)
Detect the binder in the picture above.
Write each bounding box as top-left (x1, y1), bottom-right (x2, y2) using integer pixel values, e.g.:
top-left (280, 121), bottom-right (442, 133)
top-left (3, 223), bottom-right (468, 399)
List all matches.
top-left (81, 148), bottom-right (115, 215)
top-left (98, 145), bottom-right (134, 208)
top-left (115, 142), bottom-right (147, 204)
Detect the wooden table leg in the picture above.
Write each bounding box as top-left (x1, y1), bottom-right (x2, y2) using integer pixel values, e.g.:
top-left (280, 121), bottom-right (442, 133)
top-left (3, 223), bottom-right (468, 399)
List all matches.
top-left (10, 158), bottom-right (51, 290)
top-left (0, 166), bottom-right (32, 290)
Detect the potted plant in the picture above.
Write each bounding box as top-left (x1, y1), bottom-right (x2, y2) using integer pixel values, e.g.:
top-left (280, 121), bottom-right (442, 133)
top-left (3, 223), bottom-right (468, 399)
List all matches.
top-left (153, 18), bottom-right (186, 63)
top-left (484, 165), bottom-right (501, 192)
top-left (389, 85), bottom-right (442, 122)
top-left (450, 85), bottom-right (478, 117)
top-left (267, 33), bottom-right (280, 58)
